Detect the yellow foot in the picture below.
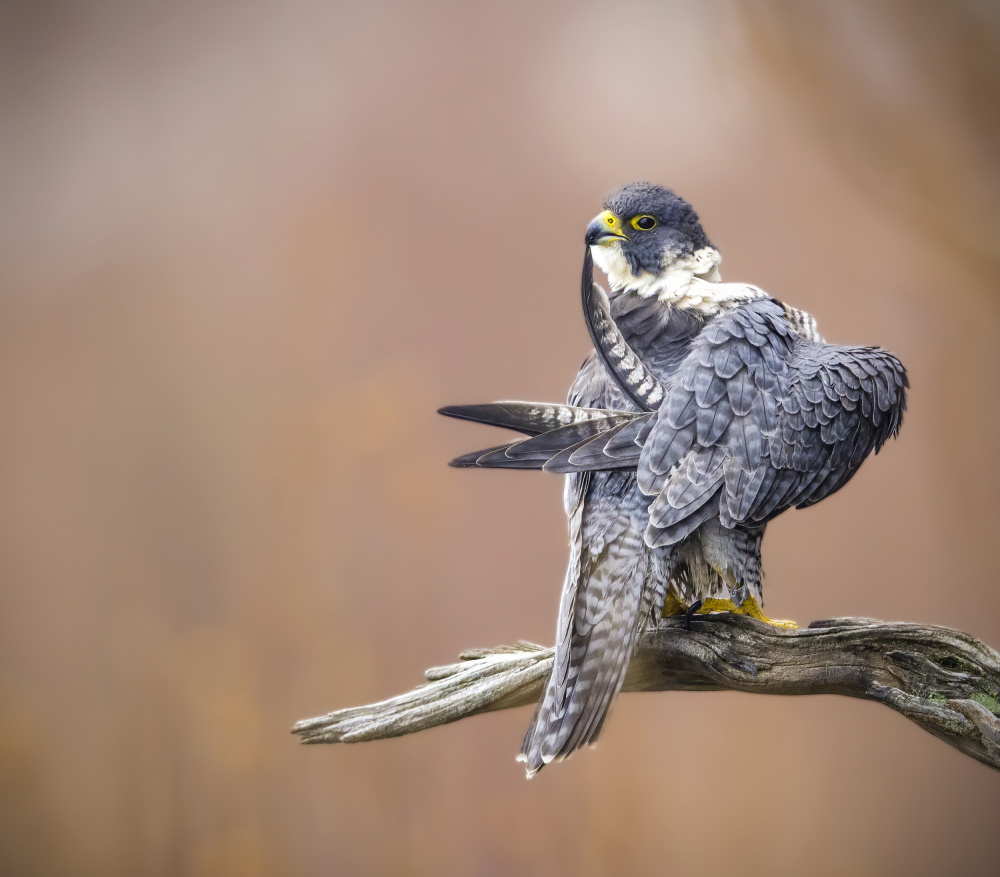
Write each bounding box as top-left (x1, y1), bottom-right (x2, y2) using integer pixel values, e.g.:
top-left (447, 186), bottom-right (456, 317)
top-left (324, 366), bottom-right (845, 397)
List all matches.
top-left (660, 591), bottom-right (688, 619)
top-left (700, 596), bottom-right (798, 629)
top-left (662, 592), bottom-right (797, 629)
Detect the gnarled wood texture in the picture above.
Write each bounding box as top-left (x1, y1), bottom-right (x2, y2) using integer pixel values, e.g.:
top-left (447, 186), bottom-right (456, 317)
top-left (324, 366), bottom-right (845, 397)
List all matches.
top-left (293, 615), bottom-right (1000, 771)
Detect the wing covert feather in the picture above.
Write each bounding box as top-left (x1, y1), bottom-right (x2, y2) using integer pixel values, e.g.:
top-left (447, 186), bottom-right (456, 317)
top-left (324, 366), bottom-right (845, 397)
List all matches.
top-left (636, 299), bottom-right (907, 545)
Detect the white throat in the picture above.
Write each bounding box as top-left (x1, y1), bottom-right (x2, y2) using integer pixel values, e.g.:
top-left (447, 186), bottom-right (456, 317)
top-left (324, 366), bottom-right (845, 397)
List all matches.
top-left (591, 244), bottom-right (762, 315)
top-left (589, 242), bottom-right (823, 338)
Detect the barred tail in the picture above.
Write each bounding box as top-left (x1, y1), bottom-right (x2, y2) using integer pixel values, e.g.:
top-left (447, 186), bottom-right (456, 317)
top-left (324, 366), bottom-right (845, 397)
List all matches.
top-left (519, 573), bottom-right (649, 776)
top-left (518, 506), bottom-right (669, 777)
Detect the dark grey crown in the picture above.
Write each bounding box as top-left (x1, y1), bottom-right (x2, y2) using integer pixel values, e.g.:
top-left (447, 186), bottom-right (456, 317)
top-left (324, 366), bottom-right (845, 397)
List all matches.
top-left (604, 182), bottom-right (713, 276)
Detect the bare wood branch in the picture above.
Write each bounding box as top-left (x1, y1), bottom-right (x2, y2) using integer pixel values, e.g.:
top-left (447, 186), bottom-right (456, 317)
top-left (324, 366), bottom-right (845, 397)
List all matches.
top-left (292, 614), bottom-right (1000, 771)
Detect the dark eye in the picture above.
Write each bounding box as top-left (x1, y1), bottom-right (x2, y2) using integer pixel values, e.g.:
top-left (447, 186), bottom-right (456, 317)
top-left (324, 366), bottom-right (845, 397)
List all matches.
top-left (632, 215), bottom-right (657, 230)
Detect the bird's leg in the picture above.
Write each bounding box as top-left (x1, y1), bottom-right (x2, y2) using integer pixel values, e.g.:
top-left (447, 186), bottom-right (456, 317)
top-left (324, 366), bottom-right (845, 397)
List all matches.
top-left (697, 596), bottom-right (798, 629)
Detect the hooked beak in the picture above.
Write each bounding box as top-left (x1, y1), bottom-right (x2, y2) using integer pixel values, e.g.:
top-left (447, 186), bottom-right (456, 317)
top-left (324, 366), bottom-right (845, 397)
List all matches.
top-left (585, 210), bottom-right (630, 246)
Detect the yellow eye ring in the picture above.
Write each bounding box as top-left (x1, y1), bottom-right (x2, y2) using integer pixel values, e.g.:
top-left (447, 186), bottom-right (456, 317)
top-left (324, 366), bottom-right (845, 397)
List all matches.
top-left (631, 215), bottom-right (657, 231)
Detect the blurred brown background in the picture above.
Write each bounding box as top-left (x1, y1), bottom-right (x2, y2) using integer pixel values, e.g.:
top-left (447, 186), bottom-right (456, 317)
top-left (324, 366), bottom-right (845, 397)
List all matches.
top-left (1, 1), bottom-right (998, 874)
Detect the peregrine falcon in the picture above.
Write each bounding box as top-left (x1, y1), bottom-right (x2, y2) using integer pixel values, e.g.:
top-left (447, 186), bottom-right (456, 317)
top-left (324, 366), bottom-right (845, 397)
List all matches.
top-left (441, 183), bottom-right (907, 776)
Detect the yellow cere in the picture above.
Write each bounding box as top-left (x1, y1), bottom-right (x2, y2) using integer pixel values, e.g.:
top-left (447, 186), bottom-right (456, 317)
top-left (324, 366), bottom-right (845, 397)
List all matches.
top-left (596, 210), bottom-right (629, 239)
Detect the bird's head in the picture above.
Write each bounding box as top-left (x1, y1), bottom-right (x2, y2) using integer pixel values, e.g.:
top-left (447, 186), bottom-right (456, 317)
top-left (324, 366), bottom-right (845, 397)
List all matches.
top-left (585, 182), bottom-right (719, 295)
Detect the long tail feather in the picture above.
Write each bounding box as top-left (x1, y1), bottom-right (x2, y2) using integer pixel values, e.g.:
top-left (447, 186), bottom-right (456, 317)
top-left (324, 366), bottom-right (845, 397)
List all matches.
top-left (519, 565), bottom-right (648, 776)
top-left (438, 402), bottom-right (619, 436)
top-left (518, 482), bottom-right (667, 777)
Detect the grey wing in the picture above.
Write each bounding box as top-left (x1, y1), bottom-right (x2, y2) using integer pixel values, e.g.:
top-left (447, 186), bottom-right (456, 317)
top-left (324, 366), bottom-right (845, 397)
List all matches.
top-left (767, 342), bottom-right (907, 513)
top-left (639, 299), bottom-right (907, 547)
top-left (445, 412), bottom-right (650, 470)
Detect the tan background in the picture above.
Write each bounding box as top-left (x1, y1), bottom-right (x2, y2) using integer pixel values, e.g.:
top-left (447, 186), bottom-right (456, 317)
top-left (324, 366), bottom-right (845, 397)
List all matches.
top-left (1, 1), bottom-right (998, 875)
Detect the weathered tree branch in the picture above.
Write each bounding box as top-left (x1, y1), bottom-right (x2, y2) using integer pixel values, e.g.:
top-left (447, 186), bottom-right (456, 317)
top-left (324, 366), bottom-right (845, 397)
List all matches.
top-left (293, 614), bottom-right (1000, 771)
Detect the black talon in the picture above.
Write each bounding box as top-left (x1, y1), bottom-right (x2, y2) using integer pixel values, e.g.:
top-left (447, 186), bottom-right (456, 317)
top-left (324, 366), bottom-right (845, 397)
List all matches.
top-left (684, 599), bottom-right (703, 631)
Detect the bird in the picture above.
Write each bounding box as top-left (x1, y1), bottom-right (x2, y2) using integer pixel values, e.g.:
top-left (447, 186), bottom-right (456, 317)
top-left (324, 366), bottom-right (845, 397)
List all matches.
top-left (440, 182), bottom-right (907, 776)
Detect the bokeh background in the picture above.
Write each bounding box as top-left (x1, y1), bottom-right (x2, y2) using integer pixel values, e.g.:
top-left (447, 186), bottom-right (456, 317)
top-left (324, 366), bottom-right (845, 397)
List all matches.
top-left (2, 1), bottom-right (999, 874)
